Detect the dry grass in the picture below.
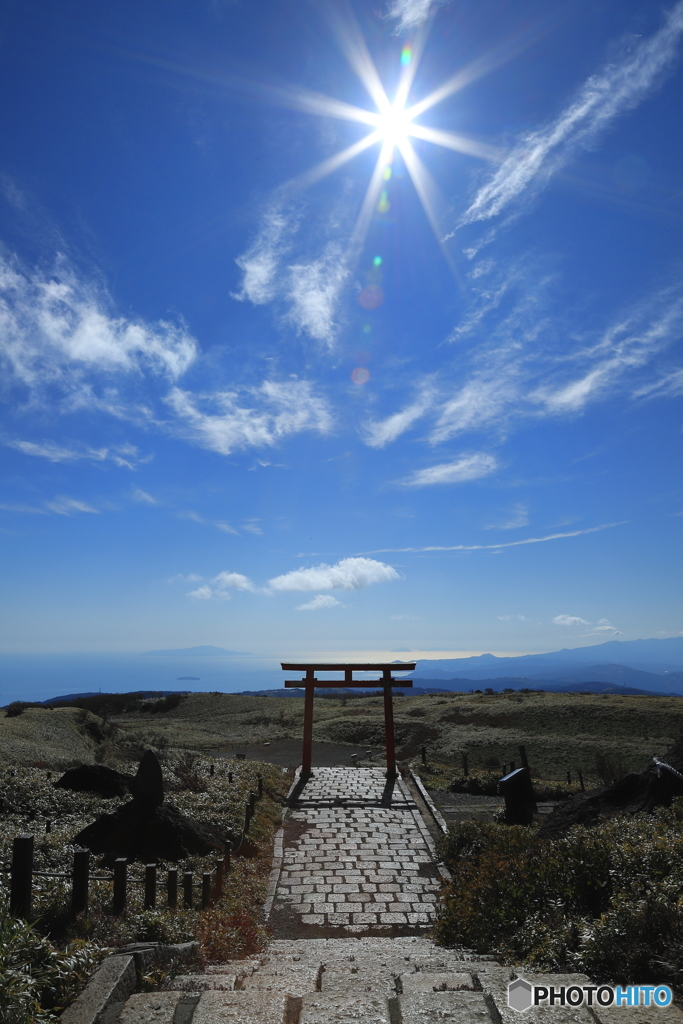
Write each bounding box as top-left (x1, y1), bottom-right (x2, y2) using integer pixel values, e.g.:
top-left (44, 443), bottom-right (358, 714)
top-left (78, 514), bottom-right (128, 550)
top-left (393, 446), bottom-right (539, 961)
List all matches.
top-left (0, 708), bottom-right (103, 767)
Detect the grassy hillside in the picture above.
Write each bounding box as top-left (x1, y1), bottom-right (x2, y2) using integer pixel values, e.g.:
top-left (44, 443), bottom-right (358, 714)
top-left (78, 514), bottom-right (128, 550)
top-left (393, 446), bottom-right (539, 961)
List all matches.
top-left (3, 690), bottom-right (680, 778)
top-left (101, 690), bottom-right (683, 781)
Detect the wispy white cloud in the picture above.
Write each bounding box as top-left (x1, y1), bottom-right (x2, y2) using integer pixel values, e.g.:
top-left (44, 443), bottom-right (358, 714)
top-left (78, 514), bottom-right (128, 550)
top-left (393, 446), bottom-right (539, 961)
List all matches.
top-left (385, 0), bottom-right (446, 32)
top-left (498, 614), bottom-right (529, 621)
top-left (296, 594), bottom-right (344, 610)
top-left (0, 252), bottom-right (197, 390)
top-left (132, 488), bottom-right (157, 504)
top-left (486, 504), bottom-right (529, 530)
top-left (44, 496), bottom-right (99, 515)
top-left (268, 556), bottom-right (400, 592)
top-left (286, 243), bottom-right (349, 345)
top-left (400, 452), bottom-right (498, 487)
top-left (533, 287), bottom-right (683, 414)
top-left (233, 204), bottom-right (294, 306)
top-left (363, 384), bottom-right (436, 448)
top-left (167, 379), bottom-right (333, 456)
top-left (362, 520), bottom-right (624, 553)
top-left (7, 438), bottom-right (151, 470)
top-left (633, 366), bottom-right (683, 399)
top-left (233, 193), bottom-right (353, 346)
top-left (188, 585), bottom-right (213, 600)
top-left (553, 614), bottom-right (589, 626)
top-left (460, 2), bottom-right (683, 225)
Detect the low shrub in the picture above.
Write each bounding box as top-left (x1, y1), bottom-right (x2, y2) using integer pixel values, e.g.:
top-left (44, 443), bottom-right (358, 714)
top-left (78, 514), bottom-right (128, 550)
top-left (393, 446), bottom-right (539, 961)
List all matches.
top-left (435, 799), bottom-right (683, 990)
top-left (0, 897), bottom-right (105, 1023)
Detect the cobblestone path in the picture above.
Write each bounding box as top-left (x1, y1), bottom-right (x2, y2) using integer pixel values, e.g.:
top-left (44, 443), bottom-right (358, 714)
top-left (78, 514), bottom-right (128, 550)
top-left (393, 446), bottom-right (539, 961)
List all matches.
top-left (268, 767), bottom-right (442, 936)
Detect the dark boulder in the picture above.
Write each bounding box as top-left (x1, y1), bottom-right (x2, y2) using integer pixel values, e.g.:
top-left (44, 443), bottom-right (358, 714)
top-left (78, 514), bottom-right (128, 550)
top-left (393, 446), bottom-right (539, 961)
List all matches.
top-left (70, 750), bottom-right (236, 863)
top-left (54, 764), bottom-right (135, 799)
top-left (539, 753), bottom-right (683, 839)
top-left (73, 800), bottom-right (230, 864)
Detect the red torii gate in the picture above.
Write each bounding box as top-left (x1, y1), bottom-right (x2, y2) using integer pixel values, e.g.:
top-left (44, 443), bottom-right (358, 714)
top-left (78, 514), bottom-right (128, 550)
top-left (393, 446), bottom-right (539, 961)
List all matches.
top-left (281, 662), bottom-right (415, 777)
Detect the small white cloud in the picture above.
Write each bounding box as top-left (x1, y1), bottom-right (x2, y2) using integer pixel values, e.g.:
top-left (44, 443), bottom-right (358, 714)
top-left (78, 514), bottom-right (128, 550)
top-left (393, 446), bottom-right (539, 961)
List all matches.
top-left (585, 618), bottom-right (623, 636)
top-left (385, 0), bottom-right (446, 32)
top-left (213, 571), bottom-right (254, 592)
top-left (498, 614), bottom-right (528, 621)
top-left (132, 489), bottom-right (157, 504)
top-left (7, 438), bottom-right (150, 470)
top-left (269, 556), bottom-right (400, 592)
top-left (296, 594), bottom-right (344, 611)
top-left (553, 614), bottom-right (590, 626)
top-left (45, 496), bottom-right (99, 516)
top-left (188, 585), bottom-right (214, 600)
top-left (400, 453), bottom-right (498, 487)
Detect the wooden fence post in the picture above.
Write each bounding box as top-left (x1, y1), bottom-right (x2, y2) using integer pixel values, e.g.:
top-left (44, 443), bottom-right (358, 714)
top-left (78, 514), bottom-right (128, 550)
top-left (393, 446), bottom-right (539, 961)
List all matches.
top-left (72, 849), bottom-right (89, 915)
top-left (567, 770), bottom-right (572, 785)
top-left (183, 871), bottom-right (193, 908)
top-left (228, 771), bottom-right (233, 783)
top-left (462, 753), bottom-right (469, 777)
top-left (214, 859), bottom-right (224, 900)
top-left (224, 847), bottom-right (231, 874)
top-left (10, 834), bottom-right (33, 919)
top-left (144, 864), bottom-right (157, 909)
top-left (201, 873), bottom-right (211, 908)
top-left (257, 775), bottom-right (263, 798)
top-left (210, 764), bottom-right (214, 777)
top-left (113, 858), bottom-right (127, 914)
top-left (578, 769), bottom-right (585, 792)
top-left (421, 746), bottom-right (427, 765)
top-left (244, 801), bottom-right (251, 834)
top-left (167, 868), bottom-right (178, 909)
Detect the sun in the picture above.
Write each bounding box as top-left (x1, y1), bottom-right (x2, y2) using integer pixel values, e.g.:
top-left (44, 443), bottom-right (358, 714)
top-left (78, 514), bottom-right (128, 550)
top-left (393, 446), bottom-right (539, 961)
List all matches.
top-left (376, 103), bottom-right (412, 147)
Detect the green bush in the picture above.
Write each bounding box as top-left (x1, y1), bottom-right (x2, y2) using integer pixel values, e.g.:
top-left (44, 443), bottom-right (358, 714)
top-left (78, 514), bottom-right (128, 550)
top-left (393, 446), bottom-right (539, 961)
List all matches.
top-left (0, 897), bottom-right (105, 1023)
top-left (435, 800), bottom-right (683, 989)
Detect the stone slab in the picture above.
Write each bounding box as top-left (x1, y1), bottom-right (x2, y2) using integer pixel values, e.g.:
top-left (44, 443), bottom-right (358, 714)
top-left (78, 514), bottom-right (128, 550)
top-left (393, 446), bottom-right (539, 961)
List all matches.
top-left (300, 992), bottom-right (392, 1024)
top-left (166, 973), bottom-right (237, 991)
top-left (241, 964), bottom-right (321, 996)
top-left (60, 954), bottom-right (136, 1024)
top-left (192, 990), bottom-right (289, 1024)
top-left (117, 992), bottom-right (181, 1024)
top-left (399, 991), bottom-right (495, 1024)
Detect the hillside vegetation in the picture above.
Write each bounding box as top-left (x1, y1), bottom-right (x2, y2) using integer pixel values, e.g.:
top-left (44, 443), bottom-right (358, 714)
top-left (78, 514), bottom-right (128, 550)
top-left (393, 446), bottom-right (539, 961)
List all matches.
top-left (3, 690), bottom-right (682, 778)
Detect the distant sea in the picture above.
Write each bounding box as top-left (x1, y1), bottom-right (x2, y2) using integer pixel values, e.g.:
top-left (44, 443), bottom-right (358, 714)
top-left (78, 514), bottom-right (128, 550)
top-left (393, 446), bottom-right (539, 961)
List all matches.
top-left (0, 653), bottom-right (283, 705)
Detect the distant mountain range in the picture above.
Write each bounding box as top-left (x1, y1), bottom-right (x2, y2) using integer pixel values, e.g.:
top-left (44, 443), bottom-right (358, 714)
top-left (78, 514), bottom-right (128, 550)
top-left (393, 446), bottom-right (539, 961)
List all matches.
top-left (404, 636), bottom-right (683, 684)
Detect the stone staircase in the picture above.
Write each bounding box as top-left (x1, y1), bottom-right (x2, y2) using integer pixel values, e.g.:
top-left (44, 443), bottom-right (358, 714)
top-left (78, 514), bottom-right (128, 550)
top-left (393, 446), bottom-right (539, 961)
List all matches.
top-left (86, 768), bottom-right (683, 1024)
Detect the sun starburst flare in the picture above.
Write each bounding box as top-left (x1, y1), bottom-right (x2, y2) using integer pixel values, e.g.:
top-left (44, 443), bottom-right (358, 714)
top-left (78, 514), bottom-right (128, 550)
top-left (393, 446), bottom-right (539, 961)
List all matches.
top-left (268, 18), bottom-right (503, 262)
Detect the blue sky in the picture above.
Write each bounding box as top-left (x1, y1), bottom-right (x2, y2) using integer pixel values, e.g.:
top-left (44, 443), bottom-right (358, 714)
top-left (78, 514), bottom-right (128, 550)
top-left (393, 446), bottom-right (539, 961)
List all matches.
top-left (0, 0), bottom-right (682, 670)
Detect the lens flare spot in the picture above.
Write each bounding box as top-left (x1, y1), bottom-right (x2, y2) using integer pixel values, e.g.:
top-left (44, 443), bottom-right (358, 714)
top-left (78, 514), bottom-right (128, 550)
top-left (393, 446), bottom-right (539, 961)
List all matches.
top-left (373, 255), bottom-right (382, 266)
top-left (359, 286), bottom-right (384, 309)
top-left (377, 190), bottom-right (390, 214)
top-left (351, 367), bottom-right (371, 385)
top-left (362, 324), bottom-right (372, 334)
top-left (401, 47), bottom-right (412, 66)
top-left (383, 166), bottom-right (392, 180)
